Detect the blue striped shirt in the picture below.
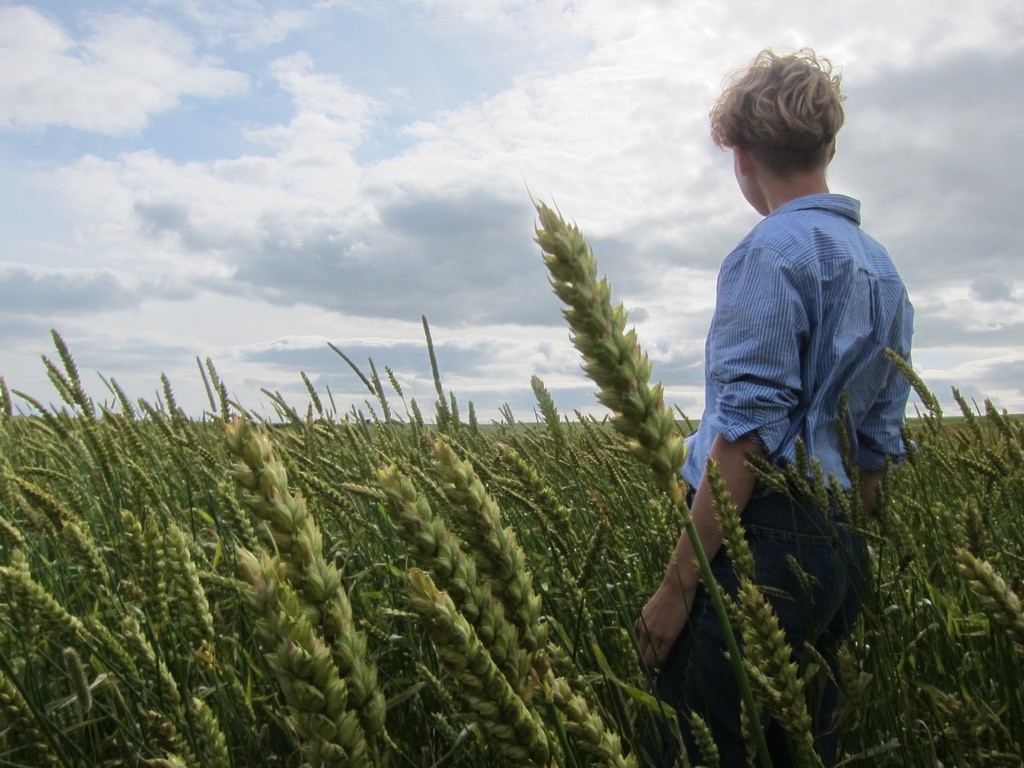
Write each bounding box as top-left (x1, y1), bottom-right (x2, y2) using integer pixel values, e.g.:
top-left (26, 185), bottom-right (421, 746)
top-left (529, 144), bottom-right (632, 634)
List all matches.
top-left (682, 194), bottom-right (914, 491)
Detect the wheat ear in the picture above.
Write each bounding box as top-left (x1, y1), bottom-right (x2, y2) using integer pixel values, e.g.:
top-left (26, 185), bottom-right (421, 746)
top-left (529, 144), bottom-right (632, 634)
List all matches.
top-left (956, 548), bottom-right (1024, 648)
top-left (736, 578), bottom-right (821, 767)
top-left (225, 417), bottom-right (387, 750)
top-left (377, 463), bottom-right (530, 689)
top-left (0, 561), bottom-right (88, 643)
top-left (190, 697), bottom-right (231, 768)
top-left (238, 548), bottom-right (369, 767)
top-left (547, 674), bottom-right (637, 767)
top-left (433, 439), bottom-right (548, 660)
top-left (0, 374), bottom-right (12, 419)
top-left (406, 567), bottom-right (552, 766)
top-left (535, 203), bottom-right (685, 498)
top-left (707, 458), bottom-right (755, 581)
top-left (689, 711), bottom-right (720, 768)
top-left (0, 667), bottom-right (60, 766)
top-left (164, 521), bottom-right (216, 649)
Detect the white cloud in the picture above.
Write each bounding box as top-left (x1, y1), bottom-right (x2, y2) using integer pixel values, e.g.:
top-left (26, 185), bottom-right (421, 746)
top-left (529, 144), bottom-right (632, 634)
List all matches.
top-left (0, 5), bottom-right (248, 135)
top-left (917, 350), bottom-right (1024, 413)
top-left (236, 8), bottom-right (314, 49)
top-left (49, 135), bottom-right (371, 279)
top-left (41, 52), bottom-right (381, 259)
top-left (153, 0), bottom-right (321, 50)
top-left (252, 53), bottom-right (383, 149)
top-left (913, 283), bottom-right (1024, 339)
top-left (400, 0), bottom-right (589, 42)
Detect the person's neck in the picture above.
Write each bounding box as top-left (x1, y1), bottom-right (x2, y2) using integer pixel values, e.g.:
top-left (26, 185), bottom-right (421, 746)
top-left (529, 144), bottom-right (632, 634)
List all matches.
top-left (735, 145), bottom-right (834, 216)
top-left (761, 172), bottom-right (829, 214)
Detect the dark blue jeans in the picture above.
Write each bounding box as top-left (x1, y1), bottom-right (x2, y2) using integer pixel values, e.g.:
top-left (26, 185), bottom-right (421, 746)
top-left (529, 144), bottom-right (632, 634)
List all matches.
top-left (646, 492), bottom-right (868, 767)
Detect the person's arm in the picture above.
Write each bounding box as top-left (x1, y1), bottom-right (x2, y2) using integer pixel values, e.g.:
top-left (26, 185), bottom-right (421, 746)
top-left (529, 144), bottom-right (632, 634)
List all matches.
top-left (636, 433), bottom-right (766, 670)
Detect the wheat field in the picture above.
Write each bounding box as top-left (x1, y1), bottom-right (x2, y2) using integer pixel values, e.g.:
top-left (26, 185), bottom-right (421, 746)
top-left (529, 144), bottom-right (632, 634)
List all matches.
top-left (1, 207), bottom-right (1022, 767)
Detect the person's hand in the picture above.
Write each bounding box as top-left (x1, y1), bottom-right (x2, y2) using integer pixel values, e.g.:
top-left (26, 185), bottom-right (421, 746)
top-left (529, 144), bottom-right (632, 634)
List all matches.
top-left (635, 578), bottom-right (697, 675)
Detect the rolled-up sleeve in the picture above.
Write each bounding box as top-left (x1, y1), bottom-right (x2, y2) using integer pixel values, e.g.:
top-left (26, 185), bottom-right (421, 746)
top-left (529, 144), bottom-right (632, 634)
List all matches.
top-left (707, 247), bottom-right (810, 454)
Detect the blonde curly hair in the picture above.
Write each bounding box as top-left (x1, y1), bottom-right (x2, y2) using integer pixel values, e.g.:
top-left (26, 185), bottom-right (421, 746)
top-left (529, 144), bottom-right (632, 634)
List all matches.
top-left (710, 48), bottom-right (845, 176)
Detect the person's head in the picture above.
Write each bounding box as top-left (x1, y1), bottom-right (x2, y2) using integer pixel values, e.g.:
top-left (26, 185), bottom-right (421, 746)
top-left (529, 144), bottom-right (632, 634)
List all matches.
top-left (710, 48), bottom-right (845, 178)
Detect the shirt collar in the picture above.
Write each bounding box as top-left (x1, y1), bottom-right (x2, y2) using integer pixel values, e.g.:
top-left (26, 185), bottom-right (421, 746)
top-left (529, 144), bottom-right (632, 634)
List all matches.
top-left (769, 193), bottom-right (861, 225)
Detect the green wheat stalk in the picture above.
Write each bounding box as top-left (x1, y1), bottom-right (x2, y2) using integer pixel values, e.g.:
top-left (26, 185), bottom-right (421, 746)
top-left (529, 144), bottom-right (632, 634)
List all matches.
top-left (190, 697), bottom-right (231, 768)
top-left (547, 673), bottom-right (638, 768)
top-left (535, 201), bottom-right (771, 766)
top-left (535, 203), bottom-right (685, 497)
top-left (433, 439), bottom-right (549, 666)
top-left (376, 463), bottom-right (531, 690)
top-left (0, 374), bottom-right (12, 419)
top-left (406, 567), bottom-right (552, 766)
top-left (736, 578), bottom-right (822, 767)
top-left (956, 548), bottom-right (1024, 648)
top-left (238, 548), bottom-right (370, 767)
top-left (0, 668), bottom-right (60, 767)
top-left (224, 417), bottom-right (387, 755)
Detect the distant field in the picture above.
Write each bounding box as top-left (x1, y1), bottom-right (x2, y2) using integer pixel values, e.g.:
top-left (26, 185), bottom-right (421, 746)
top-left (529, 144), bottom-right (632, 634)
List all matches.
top-left (1, 341), bottom-right (1022, 766)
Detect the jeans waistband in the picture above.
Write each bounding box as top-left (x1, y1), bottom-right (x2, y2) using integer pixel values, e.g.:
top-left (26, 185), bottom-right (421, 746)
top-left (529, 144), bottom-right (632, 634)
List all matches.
top-left (686, 486), bottom-right (847, 538)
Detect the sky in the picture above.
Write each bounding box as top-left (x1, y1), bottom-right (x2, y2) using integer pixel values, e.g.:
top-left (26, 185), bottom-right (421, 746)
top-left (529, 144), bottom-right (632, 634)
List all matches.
top-left (1, 0), bottom-right (1022, 423)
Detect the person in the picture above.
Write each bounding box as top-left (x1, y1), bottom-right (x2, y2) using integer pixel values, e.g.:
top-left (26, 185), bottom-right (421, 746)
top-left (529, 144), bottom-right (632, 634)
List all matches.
top-left (635, 48), bottom-right (914, 766)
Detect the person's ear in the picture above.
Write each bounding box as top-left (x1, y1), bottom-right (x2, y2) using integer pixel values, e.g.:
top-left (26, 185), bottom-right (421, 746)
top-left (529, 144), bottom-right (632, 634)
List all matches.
top-left (734, 145), bottom-right (755, 176)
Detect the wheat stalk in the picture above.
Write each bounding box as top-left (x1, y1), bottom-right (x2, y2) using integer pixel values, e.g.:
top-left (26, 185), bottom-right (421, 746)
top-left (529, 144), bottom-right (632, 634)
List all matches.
top-left (736, 578), bottom-right (821, 767)
top-left (144, 708), bottom-right (196, 767)
top-left (225, 417), bottom-right (387, 751)
top-left (433, 439), bottom-right (548, 662)
top-left (956, 548), bottom-right (1024, 648)
top-left (406, 567), bottom-right (552, 766)
top-left (0, 561), bottom-right (88, 644)
top-left (0, 668), bottom-right (60, 767)
top-left (707, 459), bottom-right (755, 581)
top-left (376, 463), bottom-right (531, 689)
top-left (535, 203), bottom-right (685, 500)
top-left (961, 499), bottom-right (989, 559)
top-left (382, 452), bottom-right (629, 763)
top-left (13, 476), bottom-right (111, 591)
top-left (164, 521), bottom-right (216, 649)
top-left (535, 201), bottom-right (771, 765)
top-left (238, 548), bottom-right (370, 766)
top-left (61, 646), bottom-right (91, 713)
top-left (189, 697), bottom-right (231, 768)
top-left (0, 374), bottom-right (12, 419)
top-left (690, 711), bottom-right (720, 768)
top-left (116, 612), bottom-right (180, 706)
top-left (547, 674), bottom-right (637, 767)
